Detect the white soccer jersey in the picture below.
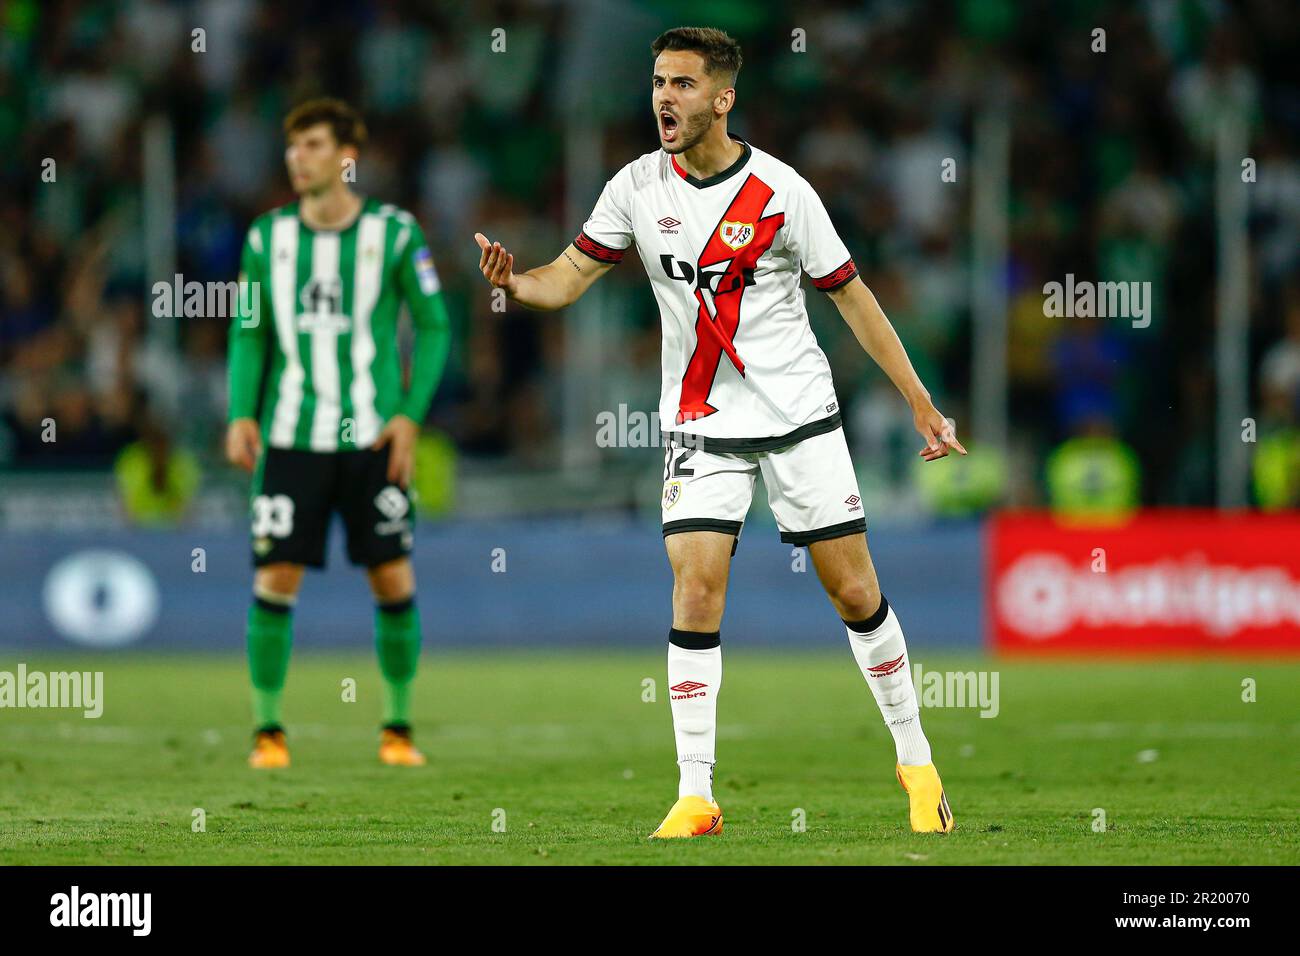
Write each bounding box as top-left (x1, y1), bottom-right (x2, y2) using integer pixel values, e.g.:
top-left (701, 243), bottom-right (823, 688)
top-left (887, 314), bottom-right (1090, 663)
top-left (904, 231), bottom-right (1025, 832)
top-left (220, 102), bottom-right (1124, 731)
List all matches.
top-left (577, 134), bottom-right (858, 451)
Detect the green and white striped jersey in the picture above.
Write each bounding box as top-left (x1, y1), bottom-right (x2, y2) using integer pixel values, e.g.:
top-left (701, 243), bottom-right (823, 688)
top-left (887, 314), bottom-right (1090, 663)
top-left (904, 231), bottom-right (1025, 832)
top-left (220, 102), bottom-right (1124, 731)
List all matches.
top-left (227, 197), bottom-right (451, 452)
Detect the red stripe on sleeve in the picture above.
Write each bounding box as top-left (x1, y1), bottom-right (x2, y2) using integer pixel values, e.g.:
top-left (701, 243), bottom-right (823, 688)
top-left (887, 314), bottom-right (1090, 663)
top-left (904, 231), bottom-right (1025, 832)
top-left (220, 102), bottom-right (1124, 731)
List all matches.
top-left (573, 231), bottom-right (626, 264)
top-left (812, 259), bottom-right (857, 292)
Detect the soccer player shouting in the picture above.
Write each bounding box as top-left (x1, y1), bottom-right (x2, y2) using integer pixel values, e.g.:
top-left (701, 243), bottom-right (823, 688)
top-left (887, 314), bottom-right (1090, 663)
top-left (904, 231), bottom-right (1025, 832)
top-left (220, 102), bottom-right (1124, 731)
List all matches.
top-left (226, 99), bottom-right (451, 768)
top-left (474, 28), bottom-right (963, 836)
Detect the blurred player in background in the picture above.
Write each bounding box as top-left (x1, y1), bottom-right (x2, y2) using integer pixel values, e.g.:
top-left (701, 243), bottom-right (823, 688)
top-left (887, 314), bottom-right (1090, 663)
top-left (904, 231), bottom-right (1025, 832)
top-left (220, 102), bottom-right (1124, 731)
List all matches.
top-left (226, 98), bottom-right (451, 768)
top-left (475, 28), bottom-right (964, 836)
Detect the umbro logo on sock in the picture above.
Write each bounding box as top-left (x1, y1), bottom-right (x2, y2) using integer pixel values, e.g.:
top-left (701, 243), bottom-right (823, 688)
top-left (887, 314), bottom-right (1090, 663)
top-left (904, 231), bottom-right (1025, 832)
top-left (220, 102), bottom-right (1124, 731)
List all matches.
top-left (867, 653), bottom-right (906, 678)
top-left (670, 680), bottom-right (708, 699)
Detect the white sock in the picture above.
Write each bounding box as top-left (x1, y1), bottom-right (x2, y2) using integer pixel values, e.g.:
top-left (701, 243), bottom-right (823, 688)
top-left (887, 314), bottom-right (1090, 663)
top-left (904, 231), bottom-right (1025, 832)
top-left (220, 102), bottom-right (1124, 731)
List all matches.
top-left (845, 597), bottom-right (933, 766)
top-left (668, 632), bottom-right (721, 802)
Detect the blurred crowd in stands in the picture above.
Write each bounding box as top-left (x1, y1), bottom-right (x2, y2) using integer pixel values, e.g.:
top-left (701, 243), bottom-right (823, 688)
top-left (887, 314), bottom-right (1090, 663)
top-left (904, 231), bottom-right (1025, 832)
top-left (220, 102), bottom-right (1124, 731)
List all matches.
top-left (1, 0), bottom-right (1298, 521)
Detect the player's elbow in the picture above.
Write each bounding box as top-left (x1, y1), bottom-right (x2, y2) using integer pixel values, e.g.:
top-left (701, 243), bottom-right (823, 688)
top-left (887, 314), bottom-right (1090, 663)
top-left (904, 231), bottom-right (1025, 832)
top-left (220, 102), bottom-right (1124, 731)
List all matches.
top-left (546, 270), bottom-right (589, 311)
top-left (826, 274), bottom-right (867, 305)
top-left (562, 277), bottom-right (596, 310)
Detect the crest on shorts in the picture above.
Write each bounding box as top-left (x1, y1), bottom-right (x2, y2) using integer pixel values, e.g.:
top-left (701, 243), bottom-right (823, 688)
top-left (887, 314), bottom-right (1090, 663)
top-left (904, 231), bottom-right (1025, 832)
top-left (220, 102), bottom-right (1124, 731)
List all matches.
top-left (374, 486), bottom-right (409, 521)
top-left (718, 220), bottom-right (754, 250)
top-left (663, 480), bottom-right (682, 510)
top-left (374, 485), bottom-right (412, 537)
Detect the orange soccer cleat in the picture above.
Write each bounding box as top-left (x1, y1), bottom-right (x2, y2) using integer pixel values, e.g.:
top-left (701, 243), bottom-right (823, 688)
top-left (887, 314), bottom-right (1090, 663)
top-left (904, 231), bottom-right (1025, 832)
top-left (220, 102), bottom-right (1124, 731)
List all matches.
top-left (648, 796), bottom-right (724, 839)
top-left (379, 725), bottom-right (427, 767)
top-left (896, 762), bottom-right (954, 833)
top-left (248, 727), bottom-right (290, 769)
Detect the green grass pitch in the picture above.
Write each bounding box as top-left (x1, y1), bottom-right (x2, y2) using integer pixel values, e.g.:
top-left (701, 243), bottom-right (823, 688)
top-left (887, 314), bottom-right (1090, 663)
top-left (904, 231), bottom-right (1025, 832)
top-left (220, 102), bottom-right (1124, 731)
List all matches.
top-left (1, 652), bottom-right (1297, 865)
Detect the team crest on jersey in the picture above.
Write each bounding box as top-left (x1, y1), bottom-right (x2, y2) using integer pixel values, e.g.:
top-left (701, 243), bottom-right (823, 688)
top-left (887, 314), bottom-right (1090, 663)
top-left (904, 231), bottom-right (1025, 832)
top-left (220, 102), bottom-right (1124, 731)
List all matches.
top-left (718, 220), bottom-right (754, 250)
top-left (663, 480), bottom-right (682, 510)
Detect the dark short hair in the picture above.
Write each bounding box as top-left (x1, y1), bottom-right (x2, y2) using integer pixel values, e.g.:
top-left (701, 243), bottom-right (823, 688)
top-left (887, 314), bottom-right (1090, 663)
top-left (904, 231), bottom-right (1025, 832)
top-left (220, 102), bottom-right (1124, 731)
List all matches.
top-left (651, 26), bottom-right (742, 87)
top-left (283, 97), bottom-right (368, 149)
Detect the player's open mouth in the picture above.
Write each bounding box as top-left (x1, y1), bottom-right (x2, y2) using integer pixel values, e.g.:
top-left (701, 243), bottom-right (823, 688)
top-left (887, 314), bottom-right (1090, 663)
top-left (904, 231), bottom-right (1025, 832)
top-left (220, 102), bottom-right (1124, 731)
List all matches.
top-left (660, 110), bottom-right (678, 143)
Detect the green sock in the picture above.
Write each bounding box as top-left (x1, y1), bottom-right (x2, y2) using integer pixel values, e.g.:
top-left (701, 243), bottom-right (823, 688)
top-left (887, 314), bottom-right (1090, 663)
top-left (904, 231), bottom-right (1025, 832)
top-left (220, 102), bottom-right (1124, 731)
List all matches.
top-left (247, 598), bottom-right (294, 729)
top-left (375, 599), bottom-right (421, 727)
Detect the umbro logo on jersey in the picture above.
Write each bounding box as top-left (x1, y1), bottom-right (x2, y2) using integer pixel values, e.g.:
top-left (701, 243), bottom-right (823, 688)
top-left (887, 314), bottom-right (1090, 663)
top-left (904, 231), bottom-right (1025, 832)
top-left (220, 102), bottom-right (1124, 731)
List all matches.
top-left (657, 216), bottom-right (681, 233)
top-left (845, 493), bottom-right (862, 513)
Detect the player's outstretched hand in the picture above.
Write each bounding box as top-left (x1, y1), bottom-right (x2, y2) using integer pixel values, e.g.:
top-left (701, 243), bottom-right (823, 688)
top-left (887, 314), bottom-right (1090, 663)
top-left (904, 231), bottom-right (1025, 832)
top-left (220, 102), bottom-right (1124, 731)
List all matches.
top-left (474, 233), bottom-right (517, 294)
top-left (914, 404), bottom-right (968, 461)
top-left (372, 414), bottom-right (419, 489)
top-left (225, 417), bottom-right (262, 472)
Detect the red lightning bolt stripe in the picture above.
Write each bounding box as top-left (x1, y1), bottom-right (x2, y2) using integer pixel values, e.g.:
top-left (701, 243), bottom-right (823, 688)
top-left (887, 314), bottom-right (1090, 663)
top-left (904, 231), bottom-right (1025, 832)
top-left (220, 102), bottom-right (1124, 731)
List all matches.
top-left (676, 174), bottom-right (784, 425)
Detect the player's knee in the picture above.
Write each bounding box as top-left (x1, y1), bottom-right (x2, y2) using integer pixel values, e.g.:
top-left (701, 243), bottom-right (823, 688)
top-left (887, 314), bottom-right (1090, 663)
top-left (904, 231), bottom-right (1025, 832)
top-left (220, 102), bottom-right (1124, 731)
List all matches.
top-left (254, 563), bottom-right (304, 600)
top-left (367, 558), bottom-right (414, 603)
top-left (828, 579), bottom-right (879, 620)
top-left (674, 575), bottom-right (725, 622)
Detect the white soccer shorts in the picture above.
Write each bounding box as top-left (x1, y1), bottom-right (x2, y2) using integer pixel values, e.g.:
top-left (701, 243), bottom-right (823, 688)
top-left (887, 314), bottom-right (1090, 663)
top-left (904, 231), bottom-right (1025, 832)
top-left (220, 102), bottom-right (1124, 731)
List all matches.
top-left (660, 426), bottom-right (866, 549)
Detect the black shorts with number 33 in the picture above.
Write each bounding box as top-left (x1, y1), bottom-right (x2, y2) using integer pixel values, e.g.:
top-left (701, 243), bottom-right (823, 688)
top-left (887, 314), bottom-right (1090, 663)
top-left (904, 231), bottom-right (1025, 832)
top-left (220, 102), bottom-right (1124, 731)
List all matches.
top-left (249, 447), bottom-right (414, 569)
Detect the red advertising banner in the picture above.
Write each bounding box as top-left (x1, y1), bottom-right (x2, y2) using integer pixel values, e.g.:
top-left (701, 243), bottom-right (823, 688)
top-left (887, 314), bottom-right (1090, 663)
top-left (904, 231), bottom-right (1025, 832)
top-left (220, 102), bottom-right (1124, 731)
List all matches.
top-left (988, 511), bottom-right (1300, 655)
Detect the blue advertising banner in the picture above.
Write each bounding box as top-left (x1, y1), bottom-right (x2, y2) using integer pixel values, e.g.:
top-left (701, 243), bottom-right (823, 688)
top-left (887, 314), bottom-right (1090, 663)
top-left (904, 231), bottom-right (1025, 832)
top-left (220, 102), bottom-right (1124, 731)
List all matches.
top-left (0, 520), bottom-right (984, 652)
